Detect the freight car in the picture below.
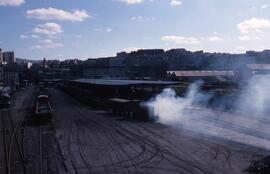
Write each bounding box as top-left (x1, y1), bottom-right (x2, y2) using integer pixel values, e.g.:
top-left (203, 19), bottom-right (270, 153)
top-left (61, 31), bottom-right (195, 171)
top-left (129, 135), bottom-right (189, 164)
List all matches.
top-left (37, 83), bottom-right (49, 96)
top-left (0, 86), bottom-right (13, 108)
top-left (34, 95), bottom-right (53, 125)
top-left (0, 93), bottom-right (11, 108)
top-left (109, 98), bottom-right (149, 121)
top-left (61, 79), bottom-right (179, 121)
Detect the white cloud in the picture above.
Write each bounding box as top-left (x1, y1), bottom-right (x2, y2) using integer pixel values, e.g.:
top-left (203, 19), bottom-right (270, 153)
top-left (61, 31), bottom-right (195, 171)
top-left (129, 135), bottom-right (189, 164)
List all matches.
top-left (238, 35), bottom-right (260, 41)
top-left (117, 0), bottom-right (144, 5)
top-left (31, 34), bottom-right (40, 39)
top-left (74, 35), bottom-right (82, 39)
top-left (207, 36), bottom-right (223, 42)
top-left (0, 0), bottom-right (24, 6)
top-left (161, 35), bottom-right (200, 44)
top-left (170, 0), bottom-right (182, 7)
top-left (48, 42), bottom-right (63, 48)
top-left (20, 34), bottom-right (28, 39)
top-left (105, 28), bottom-right (112, 32)
top-left (26, 7), bottom-right (90, 22)
top-left (237, 17), bottom-right (270, 34)
top-left (94, 28), bottom-right (113, 32)
top-left (130, 16), bottom-right (156, 22)
top-left (261, 4), bottom-right (269, 9)
top-left (161, 35), bottom-right (224, 46)
top-left (31, 39), bottom-right (63, 50)
top-left (93, 28), bottom-right (102, 32)
top-left (38, 39), bottom-right (53, 44)
top-left (250, 6), bottom-right (257, 11)
top-left (238, 35), bottom-right (251, 41)
top-left (33, 23), bottom-right (63, 36)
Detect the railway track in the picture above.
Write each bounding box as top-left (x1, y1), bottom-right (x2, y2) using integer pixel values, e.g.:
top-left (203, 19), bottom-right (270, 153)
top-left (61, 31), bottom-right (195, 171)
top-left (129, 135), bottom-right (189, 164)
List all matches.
top-left (183, 106), bottom-right (270, 142)
top-left (0, 109), bottom-right (28, 174)
top-left (39, 126), bottom-right (43, 174)
top-left (134, 122), bottom-right (233, 172)
top-left (73, 105), bottom-right (208, 174)
top-left (65, 100), bottom-right (153, 173)
top-left (0, 87), bottom-right (42, 174)
top-left (188, 105), bottom-right (270, 125)
top-left (51, 89), bottom-right (260, 174)
top-left (1, 109), bottom-right (8, 174)
top-left (50, 88), bottom-right (206, 173)
top-left (0, 86), bottom-right (61, 174)
top-left (67, 121), bottom-right (90, 174)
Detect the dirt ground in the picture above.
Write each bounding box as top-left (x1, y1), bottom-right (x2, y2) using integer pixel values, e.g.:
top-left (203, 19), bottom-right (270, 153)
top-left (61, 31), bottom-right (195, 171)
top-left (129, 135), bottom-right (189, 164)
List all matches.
top-left (51, 88), bottom-right (268, 174)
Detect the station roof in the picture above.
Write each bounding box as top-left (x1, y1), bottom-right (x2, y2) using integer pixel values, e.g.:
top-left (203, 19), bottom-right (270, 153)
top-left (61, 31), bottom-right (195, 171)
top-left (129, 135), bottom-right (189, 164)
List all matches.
top-left (72, 78), bottom-right (179, 86)
top-left (247, 64), bottom-right (270, 70)
top-left (167, 70), bottom-right (234, 77)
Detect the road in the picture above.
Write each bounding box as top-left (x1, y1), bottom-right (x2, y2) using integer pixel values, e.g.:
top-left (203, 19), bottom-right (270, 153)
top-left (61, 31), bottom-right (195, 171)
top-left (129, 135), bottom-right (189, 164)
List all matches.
top-left (51, 88), bottom-right (266, 174)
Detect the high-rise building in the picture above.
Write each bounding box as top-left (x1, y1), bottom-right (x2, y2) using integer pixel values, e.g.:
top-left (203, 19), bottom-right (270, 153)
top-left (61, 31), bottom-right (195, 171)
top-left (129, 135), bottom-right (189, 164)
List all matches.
top-left (3, 51), bottom-right (16, 64)
top-left (0, 48), bottom-right (3, 63)
top-left (42, 58), bottom-right (47, 68)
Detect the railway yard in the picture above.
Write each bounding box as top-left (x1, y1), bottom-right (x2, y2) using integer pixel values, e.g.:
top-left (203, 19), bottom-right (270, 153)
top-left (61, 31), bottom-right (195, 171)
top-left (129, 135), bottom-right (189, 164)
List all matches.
top-left (0, 83), bottom-right (270, 174)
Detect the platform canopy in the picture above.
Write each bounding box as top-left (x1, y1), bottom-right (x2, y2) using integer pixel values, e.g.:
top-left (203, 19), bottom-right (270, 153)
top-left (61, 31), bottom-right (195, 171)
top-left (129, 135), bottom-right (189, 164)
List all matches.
top-left (72, 78), bottom-right (179, 86)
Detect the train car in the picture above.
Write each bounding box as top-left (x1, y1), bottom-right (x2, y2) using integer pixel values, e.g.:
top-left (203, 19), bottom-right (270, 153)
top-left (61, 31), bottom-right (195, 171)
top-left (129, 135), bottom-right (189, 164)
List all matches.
top-left (34, 95), bottom-right (53, 125)
top-left (37, 87), bottom-right (49, 96)
top-left (0, 93), bottom-right (11, 108)
top-left (36, 82), bottom-right (49, 96)
top-left (62, 79), bottom-right (179, 121)
top-left (109, 98), bottom-right (149, 120)
top-left (0, 86), bottom-right (13, 108)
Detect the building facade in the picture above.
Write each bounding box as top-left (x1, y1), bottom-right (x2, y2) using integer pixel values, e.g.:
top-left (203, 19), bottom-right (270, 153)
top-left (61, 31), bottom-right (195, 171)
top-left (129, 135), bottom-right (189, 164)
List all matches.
top-left (3, 51), bottom-right (16, 64)
top-left (0, 65), bottom-right (19, 86)
top-left (0, 48), bottom-right (3, 63)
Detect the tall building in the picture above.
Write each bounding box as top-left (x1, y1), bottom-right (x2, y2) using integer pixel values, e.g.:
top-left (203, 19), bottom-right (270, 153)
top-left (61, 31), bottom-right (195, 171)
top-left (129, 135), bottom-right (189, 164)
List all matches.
top-left (42, 58), bottom-right (47, 68)
top-left (0, 48), bottom-right (3, 63)
top-left (3, 51), bottom-right (16, 64)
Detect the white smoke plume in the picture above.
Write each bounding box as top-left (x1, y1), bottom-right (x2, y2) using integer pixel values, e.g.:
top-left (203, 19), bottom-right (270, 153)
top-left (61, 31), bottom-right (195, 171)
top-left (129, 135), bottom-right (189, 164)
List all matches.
top-left (145, 80), bottom-right (208, 125)
top-left (238, 75), bottom-right (270, 116)
top-left (144, 77), bottom-right (270, 150)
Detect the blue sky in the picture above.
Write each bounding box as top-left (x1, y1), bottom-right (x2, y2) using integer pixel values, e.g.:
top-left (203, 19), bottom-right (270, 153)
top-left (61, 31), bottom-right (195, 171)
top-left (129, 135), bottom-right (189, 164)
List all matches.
top-left (1, 0), bottom-right (270, 60)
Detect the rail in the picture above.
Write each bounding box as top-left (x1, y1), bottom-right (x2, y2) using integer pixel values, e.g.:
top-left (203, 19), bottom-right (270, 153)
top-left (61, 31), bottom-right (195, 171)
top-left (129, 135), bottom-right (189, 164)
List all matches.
top-left (1, 109), bottom-right (29, 174)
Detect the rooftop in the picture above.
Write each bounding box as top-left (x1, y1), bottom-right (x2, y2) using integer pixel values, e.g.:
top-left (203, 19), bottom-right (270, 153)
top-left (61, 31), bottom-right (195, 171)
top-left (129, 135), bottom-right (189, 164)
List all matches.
top-left (72, 78), bottom-right (179, 86)
top-left (167, 70), bottom-right (234, 77)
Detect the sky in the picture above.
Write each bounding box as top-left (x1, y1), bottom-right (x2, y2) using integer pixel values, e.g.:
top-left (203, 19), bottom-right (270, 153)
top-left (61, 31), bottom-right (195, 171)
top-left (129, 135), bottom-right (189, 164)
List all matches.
top-left (1, 0), bottom-right (270, 60)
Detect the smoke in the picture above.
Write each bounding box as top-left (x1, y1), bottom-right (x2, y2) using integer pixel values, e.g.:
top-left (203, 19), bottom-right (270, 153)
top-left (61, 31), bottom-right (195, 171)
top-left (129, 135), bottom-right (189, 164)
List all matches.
top-left (238, 75), bottom-right (270, 116)
top-left (144, 77), bottom-right (270, 150)
top-left (145, 80), bottom-right (210, 125)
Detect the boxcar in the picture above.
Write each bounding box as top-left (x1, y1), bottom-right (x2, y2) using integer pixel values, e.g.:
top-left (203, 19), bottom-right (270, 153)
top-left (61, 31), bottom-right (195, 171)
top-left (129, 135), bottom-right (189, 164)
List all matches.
top-left (109, 98), bottom-right (149, 120)
top-left (34, 95), bottom-right (53, 125)
top-left (0, 93), bottom-right (11, 108)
